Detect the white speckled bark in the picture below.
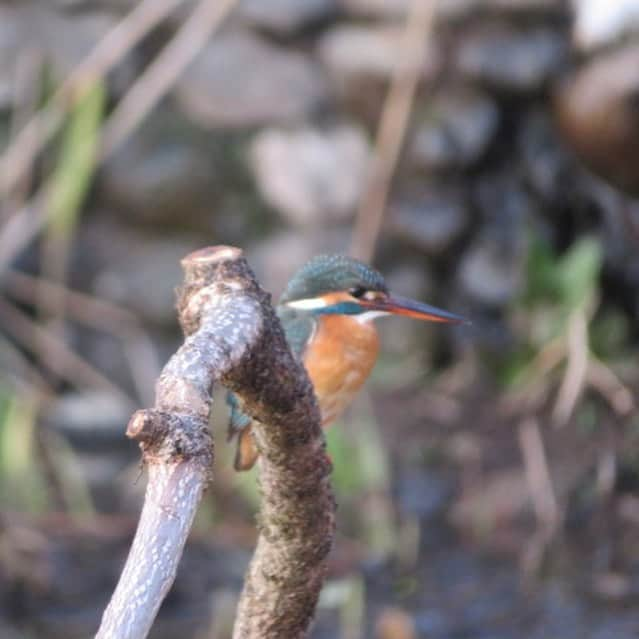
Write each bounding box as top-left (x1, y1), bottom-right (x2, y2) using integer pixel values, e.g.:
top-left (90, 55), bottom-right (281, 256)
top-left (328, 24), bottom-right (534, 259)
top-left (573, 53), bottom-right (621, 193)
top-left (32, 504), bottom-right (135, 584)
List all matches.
top-left (96, 463), bottom-right (206, 639)
top-left (96, 245), bottom-right (334, 639)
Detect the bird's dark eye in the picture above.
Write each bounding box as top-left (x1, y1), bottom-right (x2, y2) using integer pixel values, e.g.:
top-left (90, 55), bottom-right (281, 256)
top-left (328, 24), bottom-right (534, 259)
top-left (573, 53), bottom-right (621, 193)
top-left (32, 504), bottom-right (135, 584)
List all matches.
top-left (349, 287), bottom-right (367, 298)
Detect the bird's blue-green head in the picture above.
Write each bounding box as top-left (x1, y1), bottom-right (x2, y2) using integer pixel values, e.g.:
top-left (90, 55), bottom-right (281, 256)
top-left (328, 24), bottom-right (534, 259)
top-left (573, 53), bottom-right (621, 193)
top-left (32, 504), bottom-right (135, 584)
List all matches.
top-left (279, 254), bottom-right (466, 324)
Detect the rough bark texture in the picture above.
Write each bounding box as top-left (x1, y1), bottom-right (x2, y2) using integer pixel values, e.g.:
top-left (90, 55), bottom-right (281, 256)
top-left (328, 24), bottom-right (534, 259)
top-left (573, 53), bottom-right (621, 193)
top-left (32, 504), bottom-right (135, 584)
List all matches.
top-left (95, 246), bottom-right (334, 639)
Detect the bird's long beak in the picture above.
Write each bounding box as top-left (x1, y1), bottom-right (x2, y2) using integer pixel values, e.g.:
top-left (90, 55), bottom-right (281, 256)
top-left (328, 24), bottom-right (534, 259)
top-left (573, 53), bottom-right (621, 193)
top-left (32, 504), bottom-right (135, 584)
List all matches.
top-left (363, 294), bottom-right (467, 324)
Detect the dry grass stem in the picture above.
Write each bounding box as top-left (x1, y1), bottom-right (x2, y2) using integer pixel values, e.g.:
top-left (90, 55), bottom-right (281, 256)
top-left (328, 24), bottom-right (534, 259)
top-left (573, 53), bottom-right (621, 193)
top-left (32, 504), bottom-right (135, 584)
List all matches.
top-left (0, 297), bottom-right (134, 404)
top-left (552, 309), bottom-right (589, 427)
top-left (3, 269), bottom-right (161, 404)
top-left (350, 0), bottom-right (437, 262)
top-left (0, 0), bottom-right (182, 198)
top-left (100, 0), bottom-right (240, 162)
top-left (518, 417), bottom-right (560, 534)
top-left (587, 357), bottom-right (635, 417)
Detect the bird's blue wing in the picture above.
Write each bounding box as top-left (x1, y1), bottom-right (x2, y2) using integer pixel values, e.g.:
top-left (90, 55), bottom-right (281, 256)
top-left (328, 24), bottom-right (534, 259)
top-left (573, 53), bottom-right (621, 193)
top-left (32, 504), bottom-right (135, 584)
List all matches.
top-left (226, 390), bottom-right (252, 439)
top-left (277, 306), bottom-right (316, 360)
top-left (226, 307), bottom-right (315, 439)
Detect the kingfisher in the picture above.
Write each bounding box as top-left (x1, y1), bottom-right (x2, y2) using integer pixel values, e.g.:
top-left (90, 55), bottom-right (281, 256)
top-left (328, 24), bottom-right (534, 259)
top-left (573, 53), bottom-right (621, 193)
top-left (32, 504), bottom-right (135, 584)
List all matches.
top-left (228, 254), bottom-right (466, 471)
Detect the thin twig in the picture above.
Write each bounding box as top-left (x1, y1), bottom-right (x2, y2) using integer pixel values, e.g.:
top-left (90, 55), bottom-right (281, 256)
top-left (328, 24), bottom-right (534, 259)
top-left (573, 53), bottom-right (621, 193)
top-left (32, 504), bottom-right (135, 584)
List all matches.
top-left (0, 0), bottom-right (182, 198)
top-left (3, 269), bottom-right (160, 404)
top-left (350, 0), bottom-right (437, 262)
top-left (552, 308), bottom-right (589, 427)
top-left (0, 333), bottom-right (52, 395)
top-left (100, 0), bottom-right (240, 162)
top-left (587, 357), bottom-right (635, 417)
top-left (0, 189), bottom-right (48, 275)
top-left (96, 246), bottom-right (334, 639)
top-left (518, 418), bottom-right (560, 533)
top-left (2, 49), bottom-right (42, 220)
top-left (0, 297), bottom-right (134, 404)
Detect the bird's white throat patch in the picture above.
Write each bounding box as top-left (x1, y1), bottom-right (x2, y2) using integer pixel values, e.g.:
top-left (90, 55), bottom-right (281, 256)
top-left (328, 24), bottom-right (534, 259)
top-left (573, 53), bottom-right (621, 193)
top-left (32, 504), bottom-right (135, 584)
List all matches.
top-left (354, 310), bottom-right (389, 324)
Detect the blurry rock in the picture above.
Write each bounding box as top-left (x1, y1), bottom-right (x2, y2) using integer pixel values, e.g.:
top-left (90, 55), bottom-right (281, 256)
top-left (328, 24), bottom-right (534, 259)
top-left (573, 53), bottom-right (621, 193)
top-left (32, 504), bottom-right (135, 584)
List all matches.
top-left (410, 88), bottom-right (499, 172)
top-left (341, 0), bottom-right (561, 19)
top-left (474, 172), bottom-right (532, 224)
top-left (100, 109), bottom-right (221, 228)
top-left (382, 262), bottom-right (433, 301)
top-left (248, 228), bottom-right (349, 295)
top-left (572, 0), bottom-right (639, 51)
top-left (458, 232), bottom-right (524, 306)
top-left (481, 0), bottom-right (563, 12)
top-left (555, 44), bottom-right (639, 196)
top-left (461, 174), bottom-right (529, 305)
top-left (41, 390), bottom-right (138, 509)
top-left (318, 23), bottom-right (439, 82)
top-left (79, 217), bottom-right (201, 326)
top-left (519, 109), bottom-right (571, 201)
top-left (42, 390), bottom-right (132, 447)
top-left (250, 124), bottom-right (370, 226)
top-left (457, 24), bottom-right (566, 93)
top-left (0, 6), bottom-right (28, 109)
top-left (390, 186), bottom-right (469, 255)
top-left (26, 5), bottom-right (136, 92)
top-left (413, 610), bottom-right (455, 638)
top-left (339, 0), bottom-right (412, 18)
top-left (458, 174), bottom-right (529, 307)
top-left (176, 29), bottom-right (328, 129)
top-left (239, 0), bottom-right (337, 36)
top-left (397, 470), bottom-right (454, 521)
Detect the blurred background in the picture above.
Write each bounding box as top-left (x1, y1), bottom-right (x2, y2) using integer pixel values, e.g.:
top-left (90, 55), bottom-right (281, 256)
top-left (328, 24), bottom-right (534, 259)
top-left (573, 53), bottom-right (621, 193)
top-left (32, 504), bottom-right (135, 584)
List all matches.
top-left (1, 0), bottom-right (639, 637)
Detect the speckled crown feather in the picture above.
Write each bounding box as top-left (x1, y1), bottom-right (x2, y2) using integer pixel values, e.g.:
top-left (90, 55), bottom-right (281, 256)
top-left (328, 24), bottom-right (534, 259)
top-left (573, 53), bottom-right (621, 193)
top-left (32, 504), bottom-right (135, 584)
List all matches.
top-left (279, 254), bottom-right (388, 303)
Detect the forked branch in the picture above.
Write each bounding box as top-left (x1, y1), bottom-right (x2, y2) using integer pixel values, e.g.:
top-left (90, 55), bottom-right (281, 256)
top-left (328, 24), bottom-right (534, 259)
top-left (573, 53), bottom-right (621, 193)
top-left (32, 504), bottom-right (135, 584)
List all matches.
top-left (96, 246), bottom-right (335, 639)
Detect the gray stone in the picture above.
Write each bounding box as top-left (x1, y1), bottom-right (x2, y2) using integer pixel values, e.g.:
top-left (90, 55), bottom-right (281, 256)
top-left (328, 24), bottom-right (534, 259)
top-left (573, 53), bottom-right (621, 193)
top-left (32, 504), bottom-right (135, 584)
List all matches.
top-left (250, 124), bottom-right (370, 226)
top-left (175, 29), bottom-right (328, 129)
top-left (318, 23), bottom-right (440, 83)
top-left (238, 0), bottom-right (338, 36)
top-left (100, 109), bottom-right (221, 228)
top-left (410, 88), bottom-right (499, 172)
top-left (390, 186), bottom-right (469, 255)
top-left (458, 231), bottom-right (525, 306)
top-left (247, 228), bottom-right (350, 297)
top-left (338, 0), bottom-right (412, 18)
top-left (474, 172), bottom-right (533, 224)
top-left (458, 175), bottom-right (530, 305)
top-left (341, 0), bottom-right (562, 20)
top-left (0, 6), bottom-right (29, 110)
top-left (457, 24), bottom-right (566, 93)
top-left (554, 44), bottom-right (639, 196)
top-left (43, 390), bottom-right (133, 444)
top-left (79, 217), bottom-right (202, 326)
top-left (26, 6), bottom-right (136, 92)
top-left (573, 0), bottom-right (639, 51)
top-left (397, 470), bottom-right (454, 520)
top-left (519, 110), bottom-right (570, 201)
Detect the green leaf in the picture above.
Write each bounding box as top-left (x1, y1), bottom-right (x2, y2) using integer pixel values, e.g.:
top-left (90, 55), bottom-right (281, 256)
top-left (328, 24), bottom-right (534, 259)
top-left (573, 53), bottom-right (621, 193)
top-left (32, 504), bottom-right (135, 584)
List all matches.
top-left (47, 79), bottom-right (105, 237)
top-left (524, 235), bottom-right (561, 304)
top-left (555, 236), bottom-right (602, 311)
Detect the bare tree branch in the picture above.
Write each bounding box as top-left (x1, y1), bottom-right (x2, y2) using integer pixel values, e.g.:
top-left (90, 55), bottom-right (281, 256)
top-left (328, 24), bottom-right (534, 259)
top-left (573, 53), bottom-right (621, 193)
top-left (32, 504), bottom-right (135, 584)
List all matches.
top-left (96, 246), bottom-right (334, 639)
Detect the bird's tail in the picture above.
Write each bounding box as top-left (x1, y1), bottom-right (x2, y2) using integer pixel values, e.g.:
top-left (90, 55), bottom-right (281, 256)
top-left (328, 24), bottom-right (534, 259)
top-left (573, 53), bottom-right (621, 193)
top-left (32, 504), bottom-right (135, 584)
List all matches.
top-left (234, 425), bottom-right (259, 472)
top-left (226, 391), bottom-right (259, 471)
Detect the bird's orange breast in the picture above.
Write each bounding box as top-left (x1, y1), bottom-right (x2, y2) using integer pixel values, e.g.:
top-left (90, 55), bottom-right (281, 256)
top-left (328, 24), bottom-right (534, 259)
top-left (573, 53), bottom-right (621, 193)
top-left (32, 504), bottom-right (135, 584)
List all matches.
top-left (303, 314), bottom-right (379, 426)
